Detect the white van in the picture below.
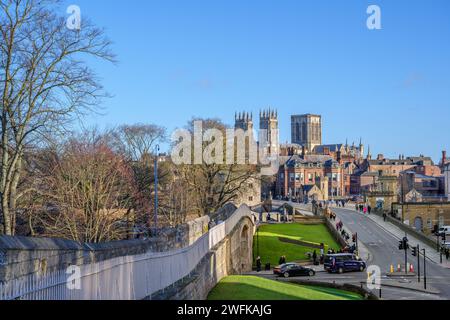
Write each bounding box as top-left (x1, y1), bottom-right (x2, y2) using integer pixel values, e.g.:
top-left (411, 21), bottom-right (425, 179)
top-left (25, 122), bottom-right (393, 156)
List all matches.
top-left (437, 226), bottom-right (450, 236)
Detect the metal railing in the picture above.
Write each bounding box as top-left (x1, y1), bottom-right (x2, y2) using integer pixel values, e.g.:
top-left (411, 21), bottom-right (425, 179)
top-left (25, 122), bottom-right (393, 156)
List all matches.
top-left (0, 205), bottom-right (254, 300)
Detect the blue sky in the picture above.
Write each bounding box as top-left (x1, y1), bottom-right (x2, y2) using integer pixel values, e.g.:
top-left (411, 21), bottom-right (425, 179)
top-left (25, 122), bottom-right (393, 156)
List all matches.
top-left (62, 0), bottom-right (450, 162)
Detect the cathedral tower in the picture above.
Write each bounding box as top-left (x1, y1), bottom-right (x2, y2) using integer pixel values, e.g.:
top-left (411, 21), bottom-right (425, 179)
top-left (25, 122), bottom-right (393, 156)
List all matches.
top-left (291, 114), bottom-right (322, 152)
top-left (259, 109), bottom-right (279, 156)
top-left (235, 111), bottom-right (254, 132)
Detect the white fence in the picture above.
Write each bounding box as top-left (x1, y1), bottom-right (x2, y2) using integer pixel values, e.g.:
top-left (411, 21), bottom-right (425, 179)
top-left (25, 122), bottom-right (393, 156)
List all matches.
top-left (0, 205), bottom-right (255, 300)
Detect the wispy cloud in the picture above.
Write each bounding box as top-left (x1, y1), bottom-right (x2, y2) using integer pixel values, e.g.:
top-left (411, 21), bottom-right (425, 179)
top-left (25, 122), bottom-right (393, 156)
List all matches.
top-left (402, 72), bottom-right (425, 88)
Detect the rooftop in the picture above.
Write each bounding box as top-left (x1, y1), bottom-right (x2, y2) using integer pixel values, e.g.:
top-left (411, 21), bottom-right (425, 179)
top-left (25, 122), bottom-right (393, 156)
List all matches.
top-left (291, 114), bottom-right (322, 118)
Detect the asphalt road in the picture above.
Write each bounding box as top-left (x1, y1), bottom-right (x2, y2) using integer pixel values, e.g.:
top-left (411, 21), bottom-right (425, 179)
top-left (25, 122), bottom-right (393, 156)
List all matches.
top-left (333, 207), bottom-right (450, 299)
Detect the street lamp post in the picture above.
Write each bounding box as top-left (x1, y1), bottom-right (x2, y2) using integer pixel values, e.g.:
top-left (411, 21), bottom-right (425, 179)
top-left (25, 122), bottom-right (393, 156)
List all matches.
top-left (417, 244), bottom-right (421, 283)
top-left (437, 234), bottom-right (440, 253)
top-left (154, 144), bottom-right (160, 231)
top-left (423, 248), bottom-right (427, 290)
top-left (403, 233), bottom-right (408, 275)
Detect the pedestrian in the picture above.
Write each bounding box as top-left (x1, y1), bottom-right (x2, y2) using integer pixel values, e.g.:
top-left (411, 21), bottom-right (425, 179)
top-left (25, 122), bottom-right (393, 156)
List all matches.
top-left (383, 213), bottom-right (387, 222)
top-left (279, 256), bottom-right (286, 265)
top-left (363, 206), bottom-right (367, 215)
top-left (312, 250), bottom-right (317, 264)
top-left (446, 249), bottom-right (449, 261)
top-left (368, 205), bottom-right (372, 215)
top-left (256, 256), bottom-right (262, 272)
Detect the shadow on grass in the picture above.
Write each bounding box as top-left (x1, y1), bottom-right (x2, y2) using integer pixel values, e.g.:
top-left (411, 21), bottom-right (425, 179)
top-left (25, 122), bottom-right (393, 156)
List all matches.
top-left (208, 282), bottom-right (310, 300)
top-left (208, 277), bottom-right (361, 301)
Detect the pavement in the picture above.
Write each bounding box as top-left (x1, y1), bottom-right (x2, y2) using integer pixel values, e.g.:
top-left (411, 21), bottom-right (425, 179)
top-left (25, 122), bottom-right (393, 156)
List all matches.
top-left (271, 200), bottom-right (315, 217)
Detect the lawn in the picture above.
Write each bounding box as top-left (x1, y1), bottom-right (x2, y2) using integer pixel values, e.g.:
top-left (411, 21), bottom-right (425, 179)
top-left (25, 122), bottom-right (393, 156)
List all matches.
top-left (254, 223), bottom-right (340, 267)
top-left (207, 276), bottom-right (362, 300)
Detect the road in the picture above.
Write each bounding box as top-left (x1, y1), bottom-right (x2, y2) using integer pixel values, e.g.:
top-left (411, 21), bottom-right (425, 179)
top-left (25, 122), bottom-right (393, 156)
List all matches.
top-left (255, 201), bottom-right (450, 299)
top-left (333, 207), bottom-right (450, 299)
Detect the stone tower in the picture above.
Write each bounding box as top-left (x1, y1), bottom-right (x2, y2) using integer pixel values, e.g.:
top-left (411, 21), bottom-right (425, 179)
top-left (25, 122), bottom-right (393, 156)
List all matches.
top-left (259, 109), bottom-right (279, 156)
top-left (359, 138), bottom-right (365, 159)
top-left (317, 176), bottom-right (329, 201)
top-left (291, 114), bottom-right (322, 152)
top-left (235, 111), bottom-right (254, 132)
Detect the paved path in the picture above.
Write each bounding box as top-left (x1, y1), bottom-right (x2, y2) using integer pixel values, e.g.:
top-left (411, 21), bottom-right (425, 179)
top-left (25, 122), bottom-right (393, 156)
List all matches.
top-left (271, 200), bottom-right (315, 216)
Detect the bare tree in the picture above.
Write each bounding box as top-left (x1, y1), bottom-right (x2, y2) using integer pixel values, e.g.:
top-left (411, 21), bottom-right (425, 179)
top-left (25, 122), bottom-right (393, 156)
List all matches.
top-left (0, 0), bottom-right (114, 235)
top-left (35, 131), bottom-right (134, 243)
top-left (110, 124), bottom-right (169, 230)
top-left (178, 118), bottom-right (259, 217)
top-left (157, 163), bottom-right (190, 227)
top-left (112, 124), bottom-right (166, 162)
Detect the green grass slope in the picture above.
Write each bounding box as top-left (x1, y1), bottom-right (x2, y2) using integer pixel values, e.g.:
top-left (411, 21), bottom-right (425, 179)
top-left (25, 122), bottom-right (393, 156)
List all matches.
top-left (207, 276), bottom-right (362, 301)
top-left (254, 223), bottom-right (340, 266)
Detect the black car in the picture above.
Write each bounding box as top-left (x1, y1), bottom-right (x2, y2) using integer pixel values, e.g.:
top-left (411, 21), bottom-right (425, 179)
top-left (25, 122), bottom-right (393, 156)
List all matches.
top-left (276, 263), bottom-right (316, 278)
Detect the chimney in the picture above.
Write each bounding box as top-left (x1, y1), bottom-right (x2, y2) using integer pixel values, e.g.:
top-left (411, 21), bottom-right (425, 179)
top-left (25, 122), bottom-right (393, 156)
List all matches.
top-left (443, 151), bottom-right (447, 165)
top-left (377, 154), bottom-right (384, 161)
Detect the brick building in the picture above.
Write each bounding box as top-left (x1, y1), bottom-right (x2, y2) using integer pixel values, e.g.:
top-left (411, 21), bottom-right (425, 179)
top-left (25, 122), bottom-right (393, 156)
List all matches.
top-left (276, 155), bottom-right (344, 200)
top-left (360, 154), bottom-right (434, 177)
top-left (445, 163), bottom-right (450, 201)
top-left (399, 171), bottom-right (446, 203)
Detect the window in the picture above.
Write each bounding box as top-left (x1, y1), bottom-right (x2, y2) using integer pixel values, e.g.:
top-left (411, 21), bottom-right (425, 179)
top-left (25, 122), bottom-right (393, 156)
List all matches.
top-left (308, 173), bottom-right (313, 183)
top-left (249, 197), bottom-right (254, 202)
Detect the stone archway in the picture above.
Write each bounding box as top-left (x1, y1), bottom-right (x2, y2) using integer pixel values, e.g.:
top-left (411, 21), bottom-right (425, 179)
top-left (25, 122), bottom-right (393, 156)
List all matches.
top-left (414, 217), bottom-right (423, 232)
top-left (240, 224), bottom-right (252, 272)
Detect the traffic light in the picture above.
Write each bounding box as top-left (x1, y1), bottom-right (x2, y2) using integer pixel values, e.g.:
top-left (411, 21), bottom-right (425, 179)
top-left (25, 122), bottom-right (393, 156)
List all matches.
top-left (403, 237), bottom-right (409, 249)
top-left (412, 246), bottom-right (417, 257)
top-left (399, 237), bottom-right (409, 251)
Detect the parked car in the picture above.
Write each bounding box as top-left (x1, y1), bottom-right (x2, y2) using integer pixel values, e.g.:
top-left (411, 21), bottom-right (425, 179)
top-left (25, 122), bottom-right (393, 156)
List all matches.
top-left (436, 226), bottom-right (450, 236)
top-left (274, 263), bottom-right (316, 278)
top-left (324, 254), bottom-right (366, 274)
top-left (273, 263), bottom-right (297, 275)
top-left (441, 242), bottom-right (450, 249)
